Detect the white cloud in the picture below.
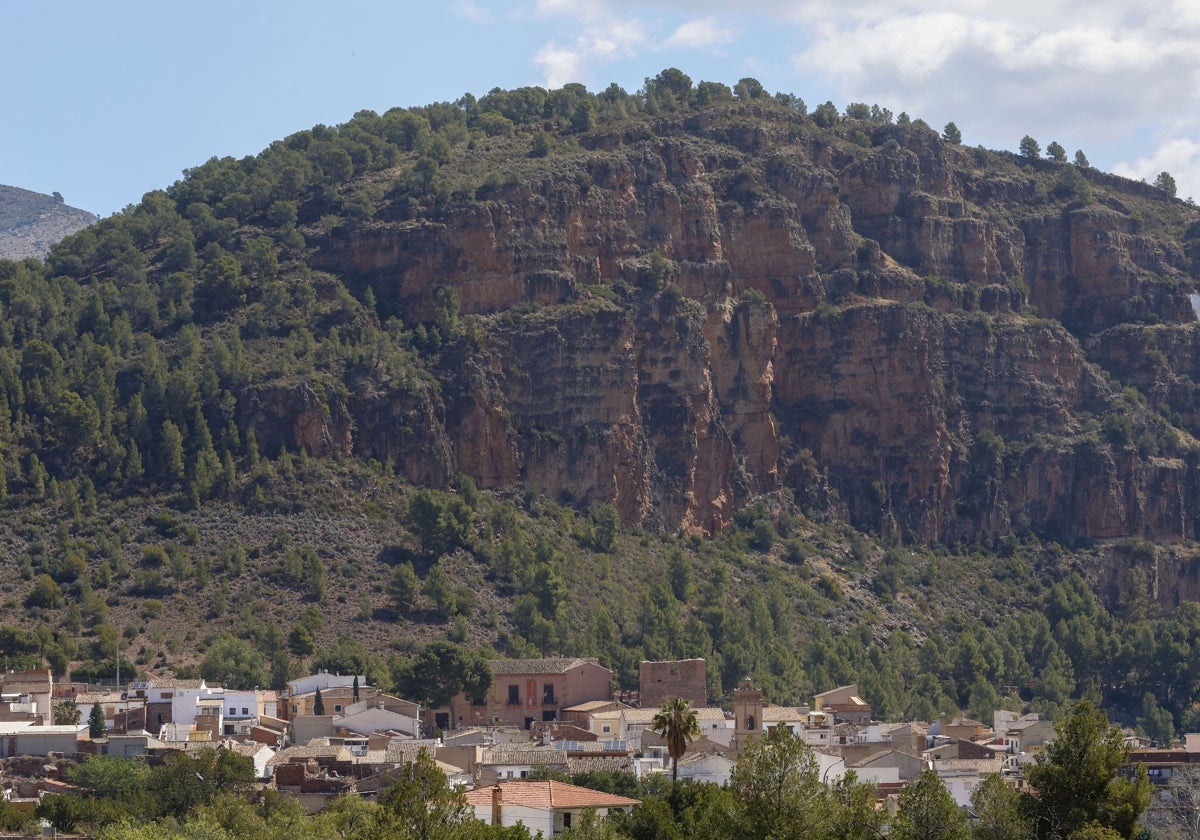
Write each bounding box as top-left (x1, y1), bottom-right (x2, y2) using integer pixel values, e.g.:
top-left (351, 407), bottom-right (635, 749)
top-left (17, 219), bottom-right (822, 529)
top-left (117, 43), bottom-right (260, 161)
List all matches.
top-left (534, 0), bottom-right (593, 15)
top-left (530, 3), bottom-right (647, 88)
top-left (534, 42), bottom-right (586, 88)
top-left (665, 16), bottom-right (735, 49)
top-left (773, 1), bottom-right (1200, 180)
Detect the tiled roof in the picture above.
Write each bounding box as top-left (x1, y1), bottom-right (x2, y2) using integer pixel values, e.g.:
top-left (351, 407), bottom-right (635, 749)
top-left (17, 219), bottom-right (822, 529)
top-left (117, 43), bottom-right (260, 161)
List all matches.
top-left (814, 684), bottom-right (858, 698)
top-left (75, 692), bottom-right (125, 704)
top-left (567, 755), bottom-right (633, 774)
top-left (147, 678), bottom-right (210, 689)
top-left (562, 700), bottom-right (624, 713)
top-left (543, 724), bottom-right (596, 741)
top-left (677, 751), bottom-right (735, 768)
top-left (934, 758), bottom-right (1005, 774)
top-left (489, 658), bottom-right (604, 675)
top-left (481, 744), bottom-right (568, 766)
top-left (625, 706), bottom-right (725, 725)
top-left (686, 738), bottom-right (739, 761)
top-left (266, 743), bottom-right (353, 766)
top-left (465, 780), bottom-right (639, 809)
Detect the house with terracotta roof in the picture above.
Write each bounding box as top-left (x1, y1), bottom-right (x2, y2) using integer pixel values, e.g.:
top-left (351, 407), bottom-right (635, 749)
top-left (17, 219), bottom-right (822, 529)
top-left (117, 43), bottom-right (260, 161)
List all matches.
top-left (466, 779), bottom-right (639, 836)
top-left (438, 658), bottom-right (612, 731)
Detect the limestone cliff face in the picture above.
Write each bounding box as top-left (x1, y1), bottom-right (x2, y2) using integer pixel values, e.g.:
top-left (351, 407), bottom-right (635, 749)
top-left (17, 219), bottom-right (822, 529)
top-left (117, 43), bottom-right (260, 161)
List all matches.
top-left (304, 109), bottom-right (1200, 542)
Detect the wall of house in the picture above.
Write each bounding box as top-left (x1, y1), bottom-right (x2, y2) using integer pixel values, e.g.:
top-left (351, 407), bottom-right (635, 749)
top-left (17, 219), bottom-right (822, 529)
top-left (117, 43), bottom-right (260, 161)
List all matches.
top-left (472, 803), bottom-right (553, 837)
top-left (448, 663), bottom-right (613, 730)
top-left (292, 716), bottom-right (336, 746)
top-left (1, 728), bottom-right (82, 758)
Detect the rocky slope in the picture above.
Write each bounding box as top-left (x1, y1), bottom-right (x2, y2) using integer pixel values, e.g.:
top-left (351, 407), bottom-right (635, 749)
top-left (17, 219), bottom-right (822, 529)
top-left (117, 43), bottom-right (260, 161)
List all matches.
top-left (293, 110), bottom-right (1199, 546)
top-left (0, 184), bottom-right (97, 259)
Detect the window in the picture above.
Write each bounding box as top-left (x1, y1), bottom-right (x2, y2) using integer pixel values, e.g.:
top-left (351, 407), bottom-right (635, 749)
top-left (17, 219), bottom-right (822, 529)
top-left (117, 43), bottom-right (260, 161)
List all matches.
top-left (229, 708), bottom-right (236, 715)
top-left (543, 684), bottom-right (556, 704)
top-left (564, 813), bottom-right (573, 829)
top-left (472, 697), bottom-right (486, 706)
top-left (520, 770), bottom-right (528, 779)
top-left (334, 705), bottom-right (343, 713)
top-left (508, 685), bottom-right (520, 705)
top-left (242, 707), bottom-right (249, 715)
top-left (745, 715), bottom-right (755, 731)
top-left (602, 725), bottom-right (612, 734)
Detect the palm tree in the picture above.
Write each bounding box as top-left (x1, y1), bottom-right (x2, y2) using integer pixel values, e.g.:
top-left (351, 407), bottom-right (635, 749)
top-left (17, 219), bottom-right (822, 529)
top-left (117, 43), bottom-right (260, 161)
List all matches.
top-left (652, 696), bottom-right (700, 783)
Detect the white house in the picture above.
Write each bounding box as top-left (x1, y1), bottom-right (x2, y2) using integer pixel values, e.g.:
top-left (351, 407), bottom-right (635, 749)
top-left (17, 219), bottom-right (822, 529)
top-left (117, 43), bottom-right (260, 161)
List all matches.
top-left (221, 690), bottom-right (263, 736)
top-left (286, 673), bottom-right (365, 698)
top-left (675, 750), bottom-right (737, 786)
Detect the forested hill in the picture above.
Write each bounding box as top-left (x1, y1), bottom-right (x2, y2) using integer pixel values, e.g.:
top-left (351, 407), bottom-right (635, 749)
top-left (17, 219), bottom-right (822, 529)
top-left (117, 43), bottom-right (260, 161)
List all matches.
top-left (2, 71), bottom-right (1200, 741)
top-left (0, 184), bottom-right (97, 260)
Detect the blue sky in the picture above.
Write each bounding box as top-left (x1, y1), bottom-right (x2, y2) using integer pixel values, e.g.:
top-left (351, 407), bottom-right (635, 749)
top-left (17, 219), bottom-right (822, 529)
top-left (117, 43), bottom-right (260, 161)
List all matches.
top-left (6, 1), bottom-right (1200, 215)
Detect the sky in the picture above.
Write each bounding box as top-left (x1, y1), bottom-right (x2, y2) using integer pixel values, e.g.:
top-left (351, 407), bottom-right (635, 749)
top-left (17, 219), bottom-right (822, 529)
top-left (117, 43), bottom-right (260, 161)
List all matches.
top-left (5, 0), bottom-right (1200, 216)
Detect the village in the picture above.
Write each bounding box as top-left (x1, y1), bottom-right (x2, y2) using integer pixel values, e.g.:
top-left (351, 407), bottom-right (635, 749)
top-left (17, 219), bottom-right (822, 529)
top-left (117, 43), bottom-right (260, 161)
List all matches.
top-left (0, 656), bottom-right (1190, 835)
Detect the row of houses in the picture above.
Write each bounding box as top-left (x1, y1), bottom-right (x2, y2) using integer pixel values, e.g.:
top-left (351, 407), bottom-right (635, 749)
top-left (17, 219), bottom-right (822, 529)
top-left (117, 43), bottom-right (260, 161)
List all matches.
top-left (3, 659), bottom-right (1195, 835)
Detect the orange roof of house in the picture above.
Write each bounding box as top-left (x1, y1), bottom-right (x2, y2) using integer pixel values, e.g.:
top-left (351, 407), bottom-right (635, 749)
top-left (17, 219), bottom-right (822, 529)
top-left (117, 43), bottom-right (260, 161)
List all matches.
top-left (465, 780), bottom-right (640, 810)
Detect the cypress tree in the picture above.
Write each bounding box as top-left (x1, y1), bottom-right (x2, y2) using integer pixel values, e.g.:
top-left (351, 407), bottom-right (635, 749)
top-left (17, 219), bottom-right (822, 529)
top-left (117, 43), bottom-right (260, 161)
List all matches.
top-left (88, 701), bottom-right (106, 739)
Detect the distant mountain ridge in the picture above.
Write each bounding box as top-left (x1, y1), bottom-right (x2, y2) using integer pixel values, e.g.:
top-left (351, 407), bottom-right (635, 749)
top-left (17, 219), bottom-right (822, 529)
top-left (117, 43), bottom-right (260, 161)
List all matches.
top-left (0, 184), bottom-right (97, 260)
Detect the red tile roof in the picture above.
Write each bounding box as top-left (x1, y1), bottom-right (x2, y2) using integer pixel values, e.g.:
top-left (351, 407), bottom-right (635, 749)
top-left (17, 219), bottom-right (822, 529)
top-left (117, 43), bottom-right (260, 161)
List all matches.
top-left (465, 780), bottom-right (639, 810)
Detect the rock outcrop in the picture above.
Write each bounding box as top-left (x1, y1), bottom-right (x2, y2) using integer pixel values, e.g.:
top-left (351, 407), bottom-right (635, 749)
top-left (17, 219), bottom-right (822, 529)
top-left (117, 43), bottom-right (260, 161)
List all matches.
top-left (0, 185), bottom-right (96, 260)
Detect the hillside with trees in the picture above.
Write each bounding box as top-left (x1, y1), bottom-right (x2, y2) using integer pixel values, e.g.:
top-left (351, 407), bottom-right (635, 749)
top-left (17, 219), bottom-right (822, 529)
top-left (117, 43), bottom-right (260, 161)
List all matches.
top-left (0, 71), bottom-right (1199, 746)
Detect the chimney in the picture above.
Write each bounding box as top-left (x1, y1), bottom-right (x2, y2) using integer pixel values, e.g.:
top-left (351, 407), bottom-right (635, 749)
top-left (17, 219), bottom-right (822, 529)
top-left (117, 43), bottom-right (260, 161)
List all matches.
top-left (491, 784), bottom-right (503, 826)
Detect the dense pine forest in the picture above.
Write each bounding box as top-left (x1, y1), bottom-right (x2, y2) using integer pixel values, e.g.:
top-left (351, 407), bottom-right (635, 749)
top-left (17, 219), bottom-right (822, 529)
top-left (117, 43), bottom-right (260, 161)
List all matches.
top-left (0, 70), bottom-right (1199, 752)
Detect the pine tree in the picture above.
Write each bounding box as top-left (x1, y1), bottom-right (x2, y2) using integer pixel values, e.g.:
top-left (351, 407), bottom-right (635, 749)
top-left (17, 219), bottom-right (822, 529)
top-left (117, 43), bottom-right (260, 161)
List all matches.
top-left (314, 687), bottom-right (325, 716)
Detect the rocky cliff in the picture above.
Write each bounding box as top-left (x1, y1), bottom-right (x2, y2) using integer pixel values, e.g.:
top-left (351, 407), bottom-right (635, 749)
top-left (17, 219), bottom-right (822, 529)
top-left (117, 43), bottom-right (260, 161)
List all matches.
top-left (296, 107), bottom-right (1200, 545)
